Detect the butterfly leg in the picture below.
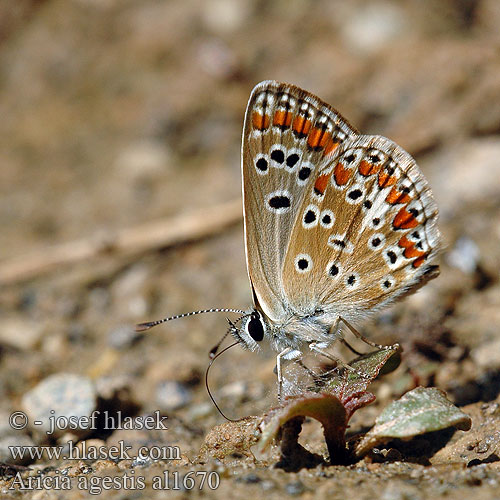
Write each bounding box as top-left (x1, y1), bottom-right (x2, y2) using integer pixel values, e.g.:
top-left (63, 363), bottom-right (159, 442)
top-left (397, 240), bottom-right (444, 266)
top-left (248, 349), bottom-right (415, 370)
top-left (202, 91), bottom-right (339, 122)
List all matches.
top-left (309, 343), bottom-right (371, 380)
top-left (339, 316), bottom-right (399, 351)
top-left (339, 338), bottom-right (363, 356)
top-left (294, 358), bottom-right (321, 379)
top-left (276, 347), bottom-right (302, 402)
top-left (327, 317), bottom-right (364, 356)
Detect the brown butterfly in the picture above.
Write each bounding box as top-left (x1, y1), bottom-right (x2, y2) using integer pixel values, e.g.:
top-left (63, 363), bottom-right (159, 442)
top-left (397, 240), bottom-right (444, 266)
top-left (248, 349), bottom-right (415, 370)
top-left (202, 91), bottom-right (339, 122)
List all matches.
top-left (138, 81), bottom-right (441, 397)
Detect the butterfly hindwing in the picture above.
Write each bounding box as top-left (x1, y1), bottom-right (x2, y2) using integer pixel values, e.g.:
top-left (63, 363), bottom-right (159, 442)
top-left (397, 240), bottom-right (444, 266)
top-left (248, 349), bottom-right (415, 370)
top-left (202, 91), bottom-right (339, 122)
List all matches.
top-left (281, 135), bottom-right (441, 322)
top-left (242, 81), bottom-right (358, 322)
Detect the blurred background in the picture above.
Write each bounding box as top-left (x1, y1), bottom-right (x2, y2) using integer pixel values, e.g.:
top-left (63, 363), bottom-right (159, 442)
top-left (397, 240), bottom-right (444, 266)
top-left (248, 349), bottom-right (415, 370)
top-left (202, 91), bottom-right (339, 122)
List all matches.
top-left (1, 0), bottom-right (500, 482)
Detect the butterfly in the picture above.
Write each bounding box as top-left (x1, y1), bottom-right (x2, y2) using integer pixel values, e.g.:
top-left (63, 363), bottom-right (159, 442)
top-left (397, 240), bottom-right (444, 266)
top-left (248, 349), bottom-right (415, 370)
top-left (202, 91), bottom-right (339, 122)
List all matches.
top-left (137, 81), bottom-right (441, 397)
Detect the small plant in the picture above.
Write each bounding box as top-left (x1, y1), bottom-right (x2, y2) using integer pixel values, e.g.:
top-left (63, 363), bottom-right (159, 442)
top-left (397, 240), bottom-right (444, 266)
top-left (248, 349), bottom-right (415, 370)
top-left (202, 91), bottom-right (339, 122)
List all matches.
top-left (258, 346), bottom-right (471, 467)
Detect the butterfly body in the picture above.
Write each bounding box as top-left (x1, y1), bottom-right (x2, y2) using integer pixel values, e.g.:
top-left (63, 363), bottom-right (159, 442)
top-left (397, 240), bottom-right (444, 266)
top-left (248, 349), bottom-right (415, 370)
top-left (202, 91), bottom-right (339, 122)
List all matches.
top-left (233, 81), bottom-right (441, 384)
top-left (237, 306), bottom-right (339, 353)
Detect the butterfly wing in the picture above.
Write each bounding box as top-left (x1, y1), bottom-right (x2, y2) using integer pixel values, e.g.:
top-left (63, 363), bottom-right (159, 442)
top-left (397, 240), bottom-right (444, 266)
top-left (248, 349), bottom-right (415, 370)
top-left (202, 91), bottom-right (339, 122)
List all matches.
top-left (242, 81), bottom-right (358, 322)
top-left (281, 135), bottom-right (441, 322)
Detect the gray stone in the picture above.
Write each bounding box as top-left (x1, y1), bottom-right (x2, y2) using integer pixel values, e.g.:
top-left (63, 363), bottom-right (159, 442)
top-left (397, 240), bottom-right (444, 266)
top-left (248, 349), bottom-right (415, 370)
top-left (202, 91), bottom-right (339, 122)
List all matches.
top-left (0, 434), bottom-right (36, 465)
top-left (155, 380), bottom-right (192, 411)
top-left (21, 373), bottom-right (97, 441)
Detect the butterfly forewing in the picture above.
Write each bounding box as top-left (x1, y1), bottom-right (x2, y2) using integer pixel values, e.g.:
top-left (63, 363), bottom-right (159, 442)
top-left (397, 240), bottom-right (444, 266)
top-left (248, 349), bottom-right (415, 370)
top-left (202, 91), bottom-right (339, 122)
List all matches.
top-left (281, 135), bottom-right (441, 322)
top-left (242, 81), bottom-right (358, 322)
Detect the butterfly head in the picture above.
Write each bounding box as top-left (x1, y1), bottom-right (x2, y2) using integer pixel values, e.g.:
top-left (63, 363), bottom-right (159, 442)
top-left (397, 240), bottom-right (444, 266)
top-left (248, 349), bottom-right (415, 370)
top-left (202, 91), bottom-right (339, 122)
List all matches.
top-left (229, 309), bottom-right (269, 352)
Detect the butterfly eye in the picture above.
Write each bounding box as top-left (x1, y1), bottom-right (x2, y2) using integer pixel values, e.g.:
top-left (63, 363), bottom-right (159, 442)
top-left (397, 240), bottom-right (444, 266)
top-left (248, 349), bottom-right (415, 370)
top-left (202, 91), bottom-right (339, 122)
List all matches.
top-left (247, 313), bottom-right (264, 342)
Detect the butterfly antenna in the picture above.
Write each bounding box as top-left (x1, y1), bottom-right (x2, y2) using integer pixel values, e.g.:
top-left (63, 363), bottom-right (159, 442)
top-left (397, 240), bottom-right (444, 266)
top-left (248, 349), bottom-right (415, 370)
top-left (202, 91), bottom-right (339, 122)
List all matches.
top-left (209, 315), bottom-right (250, 357)
top-left (209, 328), bottom-right (231, 359)
top-left (205, 341), bottom-right (241, 422)
top-left (135, 308), bottom-right (246, 332)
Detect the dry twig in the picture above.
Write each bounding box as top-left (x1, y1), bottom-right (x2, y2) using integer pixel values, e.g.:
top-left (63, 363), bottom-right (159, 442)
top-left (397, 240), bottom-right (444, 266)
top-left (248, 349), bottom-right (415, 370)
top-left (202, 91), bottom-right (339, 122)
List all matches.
top-left (0, 199), bottom-right (242, 285)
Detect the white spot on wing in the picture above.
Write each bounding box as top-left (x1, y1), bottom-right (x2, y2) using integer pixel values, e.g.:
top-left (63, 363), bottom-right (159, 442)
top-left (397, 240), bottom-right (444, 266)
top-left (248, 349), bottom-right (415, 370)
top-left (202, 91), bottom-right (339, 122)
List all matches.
top-left (380, 275), bottom-right (395, 291)
top-left (328, 234), bottom-right (354, 254)
top-left (368, 233), bottom-right (385, 251)
top-left (345, 272), bottom-right (360, 289)
top-left (254, 154), bottom-right (269, 176)
top-left (265, 190), bottom-right (292, 214)
top-left (325, 261), bottom-right (342, 278)
top-left (294, 253), bottom-right (313, 274)
top-left (319, 209), bottom-right (335, 228)
top-left (302, 204), bottom-right (320, 229)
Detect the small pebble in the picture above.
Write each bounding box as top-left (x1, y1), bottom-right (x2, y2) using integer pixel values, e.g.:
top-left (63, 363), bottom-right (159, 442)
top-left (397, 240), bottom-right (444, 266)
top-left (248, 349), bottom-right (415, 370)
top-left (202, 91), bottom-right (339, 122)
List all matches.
top-left (0, 411), bottom-right (19, 439)
top-left (155, 381), bottom-right (192, 411)
top-left (339, 3), bottom-right (406, 54)
top-left (115, 140), bottom-right (170, 179)
top-left (285, 480), bottom-right (306, 496)
top-left (187, 402), bottom-right (214, 420)
top-left (219, 380), bottom-right (247, 399)
top-left (107, 325), bottom-right (142, 350)
top-left (471, 339), bottom-right (500, 371)
top-left (446, 237), bottom-right (480, 273)
top-left (95, 374), bottom-right (134, 401)
top-left (238, 472), bottom-right (261, 484)
top-left (0, 318), bottom-right (44, 351)
top-left (261, 480), bottom-right (275, 491)
top-left (0, 435), bottom-right (36, 465)
top-left (22, 373), bottom-right (97, 440)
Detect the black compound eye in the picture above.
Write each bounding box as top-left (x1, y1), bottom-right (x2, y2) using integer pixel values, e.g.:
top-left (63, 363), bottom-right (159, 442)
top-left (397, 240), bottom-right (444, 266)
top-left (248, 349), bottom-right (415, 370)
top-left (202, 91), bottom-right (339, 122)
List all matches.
top-left (247, 314), bottom-right (264, 342)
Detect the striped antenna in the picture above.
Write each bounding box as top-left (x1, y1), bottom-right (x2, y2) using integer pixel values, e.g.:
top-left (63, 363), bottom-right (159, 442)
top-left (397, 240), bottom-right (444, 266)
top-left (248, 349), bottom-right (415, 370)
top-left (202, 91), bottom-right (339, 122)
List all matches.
top-left (135, 308), bottom-right (247, 332)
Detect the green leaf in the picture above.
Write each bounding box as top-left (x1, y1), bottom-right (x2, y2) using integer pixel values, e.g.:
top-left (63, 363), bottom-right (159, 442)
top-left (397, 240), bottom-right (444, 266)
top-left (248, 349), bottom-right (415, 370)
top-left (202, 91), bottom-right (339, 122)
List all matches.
top-left (324, 344), bottom-right (401, 406)
top-left (354, 387), bottom-right (472, 457)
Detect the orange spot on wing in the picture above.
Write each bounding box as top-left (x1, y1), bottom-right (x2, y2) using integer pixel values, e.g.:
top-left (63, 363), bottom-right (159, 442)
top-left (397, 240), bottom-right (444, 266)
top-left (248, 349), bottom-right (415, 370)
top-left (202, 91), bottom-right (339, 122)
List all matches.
top-left (323, 137), bottom-right (339, 156)
top-left (252, 112), bottom-right (270, 130)
top-left (413, 255), bottom-right (427, 268)
top-left (358, 160), bottom-right (381, 177)
top-left (398, 234), bottom-right (413, 249)
top-left (393, 207), bottom-right (418, 229)
top-left (386, 187), bottom-right (412, 205)
top-left (398, 235), bottom-right (425, 259)
top-left (307, 127), bottom-right (331, 149)
top-left (292, 116), bottom-right (312, 136)
top-left (273, 110), bottom-right (292, 128)
top-left (405, 247), bottom-right (426, 259)
top-left (314, 173), bottom-right (331, 195)
top-left (334, 162), bottom-right (351, 186)
top-left (378, 171), bottom-right (397, 188)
